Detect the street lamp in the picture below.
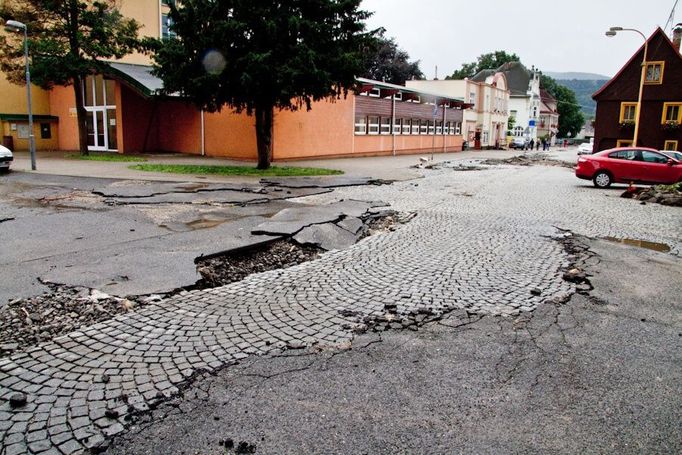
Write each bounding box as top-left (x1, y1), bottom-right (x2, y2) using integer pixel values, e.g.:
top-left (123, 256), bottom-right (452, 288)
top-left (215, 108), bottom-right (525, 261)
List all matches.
top-left (4, 20), bottom-right (36, 170)
top-left (605, 26), bottom-right (648, 147)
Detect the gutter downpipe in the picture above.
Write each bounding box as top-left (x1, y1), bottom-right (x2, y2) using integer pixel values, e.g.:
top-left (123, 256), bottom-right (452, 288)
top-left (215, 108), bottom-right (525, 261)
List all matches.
top-left (443, 104), bottom-right (447, 154)
top-left (391, 94), bottom-right (396, 156)
top-left (200, 109), bottom-right (205, 156)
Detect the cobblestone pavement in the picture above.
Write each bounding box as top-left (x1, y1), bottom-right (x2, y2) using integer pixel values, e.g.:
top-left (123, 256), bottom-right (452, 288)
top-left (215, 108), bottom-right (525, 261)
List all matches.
top-left (1, 164), bottom-right (680, 454)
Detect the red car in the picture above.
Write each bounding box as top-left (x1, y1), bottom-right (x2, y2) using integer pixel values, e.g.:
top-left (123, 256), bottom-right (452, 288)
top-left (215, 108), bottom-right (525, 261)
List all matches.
top-left (576, 147), bottom-right (682, 188)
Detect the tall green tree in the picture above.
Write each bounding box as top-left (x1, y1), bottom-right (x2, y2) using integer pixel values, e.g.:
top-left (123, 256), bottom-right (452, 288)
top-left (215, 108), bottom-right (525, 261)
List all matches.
top-left (0, 1), bottom-right (141, 155)
top-left (151, 0), bottom-right (376, 169)
top-left (362, 30), bottom-right (423, 85)
top-left (540, 74), bottom-right (585, 138)
top-left (447, 51), bottom-right (520, 79)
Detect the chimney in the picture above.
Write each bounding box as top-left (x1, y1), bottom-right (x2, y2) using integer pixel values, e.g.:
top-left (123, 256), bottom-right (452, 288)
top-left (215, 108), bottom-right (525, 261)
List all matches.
top-left (674, 23), bottom-right (682, 53)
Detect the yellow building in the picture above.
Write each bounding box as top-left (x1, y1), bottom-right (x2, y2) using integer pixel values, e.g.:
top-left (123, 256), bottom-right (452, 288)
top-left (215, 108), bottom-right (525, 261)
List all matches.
top-left (0, 0), bottom-right (170, 151)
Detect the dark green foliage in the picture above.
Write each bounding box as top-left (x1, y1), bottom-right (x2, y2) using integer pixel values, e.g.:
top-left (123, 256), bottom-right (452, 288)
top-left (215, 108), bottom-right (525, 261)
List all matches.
top-left (0, 1), bottom-right (141, 154)
top-left (150, 0), bottom-right (375, 168)
top-left (447, 51), bottom-right (520, 80)
top-left (541, 74), bottom-right (585, 138)
top-left (362, 30), bottom-right (423, 85)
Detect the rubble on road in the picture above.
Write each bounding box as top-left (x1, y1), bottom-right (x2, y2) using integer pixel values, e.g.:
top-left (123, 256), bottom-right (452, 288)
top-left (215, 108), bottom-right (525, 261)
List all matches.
top-left (0, 286), bottom-right (145, 358)
top-left (196, 240), bottom-right (322, 288)
top-left (622, 182), bottom-right (682, 207)
top-left (482, 153), bottom-right (575, 169)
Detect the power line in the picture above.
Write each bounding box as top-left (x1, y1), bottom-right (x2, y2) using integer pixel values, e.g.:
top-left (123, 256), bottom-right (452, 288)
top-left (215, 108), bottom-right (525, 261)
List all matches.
top-left (665, 0), bottom-right (679, 33)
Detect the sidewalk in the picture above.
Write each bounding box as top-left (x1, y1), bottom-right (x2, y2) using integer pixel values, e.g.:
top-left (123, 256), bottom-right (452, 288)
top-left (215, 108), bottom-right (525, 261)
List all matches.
top-left (4, 148), bottom-right (577, 183)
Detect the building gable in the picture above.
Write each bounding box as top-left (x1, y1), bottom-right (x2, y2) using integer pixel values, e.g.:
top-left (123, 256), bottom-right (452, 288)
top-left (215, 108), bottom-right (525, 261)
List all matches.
top-left (593, 28), bottom-right (682, 102)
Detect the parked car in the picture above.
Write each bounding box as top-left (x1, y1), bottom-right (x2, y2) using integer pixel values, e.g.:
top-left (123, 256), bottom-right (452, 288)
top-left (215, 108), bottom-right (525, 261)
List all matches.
top-left (0, 144), bottom-right (12, 172)
top-left (577, 139), bottom-right (594, 155)
top-left (576, 147), bottom-right (682, 188)
top-left (662, 150), bottom-right (682, 162)
top-left (510, 137), bottom-right (527, 150)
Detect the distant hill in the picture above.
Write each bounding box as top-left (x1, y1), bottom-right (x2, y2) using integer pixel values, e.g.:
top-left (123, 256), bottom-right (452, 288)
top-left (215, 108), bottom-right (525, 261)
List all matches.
top-left (553, 77), bottom-right (610, 118)
top-left (545, 71), bottom-right (610, 80)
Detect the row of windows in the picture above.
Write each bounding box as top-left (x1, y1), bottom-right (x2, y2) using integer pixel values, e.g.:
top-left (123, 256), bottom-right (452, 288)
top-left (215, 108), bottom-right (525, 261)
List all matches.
top-left (619, 102), bottom-right (682, 124)
top-left (616, 139), bottom-right (679, 151)
top-left (354, 116), bottom-right (462, 136)
top-left (610, 149), bottom-right (674, 162)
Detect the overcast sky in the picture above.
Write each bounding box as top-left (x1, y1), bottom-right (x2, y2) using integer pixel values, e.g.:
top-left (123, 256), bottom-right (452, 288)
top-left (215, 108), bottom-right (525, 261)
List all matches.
top-left (361, 0), bottom-right (680, 79)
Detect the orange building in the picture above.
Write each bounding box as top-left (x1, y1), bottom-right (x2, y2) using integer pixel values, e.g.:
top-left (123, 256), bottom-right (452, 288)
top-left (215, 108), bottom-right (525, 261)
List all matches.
top-left (0, 1), bottom-right (467, 159)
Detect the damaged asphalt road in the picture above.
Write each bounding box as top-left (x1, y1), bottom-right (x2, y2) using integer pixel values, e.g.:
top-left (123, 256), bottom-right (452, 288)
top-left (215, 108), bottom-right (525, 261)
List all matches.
top-left (0, 172), bottom-right (390, 304)
top-left (108, 236), bottom-right (682, 455)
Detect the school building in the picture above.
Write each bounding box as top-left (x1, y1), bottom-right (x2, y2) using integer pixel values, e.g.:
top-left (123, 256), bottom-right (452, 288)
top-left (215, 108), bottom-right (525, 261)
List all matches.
top-left (0, 1), bottom-right (468, 160)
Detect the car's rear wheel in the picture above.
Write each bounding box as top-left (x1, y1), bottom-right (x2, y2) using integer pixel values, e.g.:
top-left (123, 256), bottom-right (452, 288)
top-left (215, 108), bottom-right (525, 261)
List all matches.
top-left (593, 171), bottom-right (612, 188)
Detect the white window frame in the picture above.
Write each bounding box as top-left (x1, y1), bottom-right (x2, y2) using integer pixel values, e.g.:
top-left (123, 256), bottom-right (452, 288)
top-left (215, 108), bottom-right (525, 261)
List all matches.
top-left (393, 118), bottom-right (402, 135)
top-left (411, 119), bottom-right (420, 135)
top-left (354, 116), bottom-right (367, 135)
top-left (420, 120), bottom-right (428, 135)
top-left (380, 117), bottom-right (391, 135)
top-left (427, 120), bottom-right (435, 135)
top-left (455, 122), bottom-right (461, 135)
top-left (402, 119), bottom-right (411, 135)
top-left (368, 116), bottom-right (380, 135)
top-left (369, 88), bottom-right (381, 98)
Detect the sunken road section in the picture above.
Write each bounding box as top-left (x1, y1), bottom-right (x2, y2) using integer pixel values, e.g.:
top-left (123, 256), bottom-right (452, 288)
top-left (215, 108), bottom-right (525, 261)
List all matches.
top-left (1, 163), bottom-right (680, 454)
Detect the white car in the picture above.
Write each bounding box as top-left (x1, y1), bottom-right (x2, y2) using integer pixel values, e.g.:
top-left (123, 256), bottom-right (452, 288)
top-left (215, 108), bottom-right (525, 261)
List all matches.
top-left (0, 144), bottom-right (12, 172)
top-left (577, 142), bottom-right (594, 155)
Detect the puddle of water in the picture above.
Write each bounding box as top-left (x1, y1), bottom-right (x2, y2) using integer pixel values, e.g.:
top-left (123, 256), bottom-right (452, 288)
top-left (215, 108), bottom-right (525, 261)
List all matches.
top-left (160, 218), bottom-right (231, 232)
top-left (186, 219), bottom-right (226, 230)
top-left (604, 237), bottom-right (671, 253)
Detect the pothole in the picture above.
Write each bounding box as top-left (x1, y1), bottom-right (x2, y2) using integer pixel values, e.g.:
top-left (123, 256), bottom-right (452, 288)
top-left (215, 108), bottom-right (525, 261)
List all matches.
top-left (0, 212), bottom-right (413, 358)
top-left (196, 240), bottom-right (322, 288)
top-left (194, 211), bottom-right (412, 289)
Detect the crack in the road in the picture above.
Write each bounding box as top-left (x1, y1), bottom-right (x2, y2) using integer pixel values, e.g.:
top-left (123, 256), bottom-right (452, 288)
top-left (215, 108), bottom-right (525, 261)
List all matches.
top-left (492, 232), bottom-right (594, 394)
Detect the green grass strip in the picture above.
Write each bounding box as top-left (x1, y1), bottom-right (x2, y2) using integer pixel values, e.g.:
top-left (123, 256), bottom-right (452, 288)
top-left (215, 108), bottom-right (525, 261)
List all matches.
top-left (67, 153), bottom-right (147, 162)
top-left (128, 163), bottom-right (344, 177)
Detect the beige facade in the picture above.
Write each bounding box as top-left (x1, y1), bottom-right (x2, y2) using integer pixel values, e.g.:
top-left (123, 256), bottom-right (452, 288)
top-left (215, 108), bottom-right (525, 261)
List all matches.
top-left (114, 0), bottom-right (170, 66)
top-left (407, 75), bottom-right (510, 149)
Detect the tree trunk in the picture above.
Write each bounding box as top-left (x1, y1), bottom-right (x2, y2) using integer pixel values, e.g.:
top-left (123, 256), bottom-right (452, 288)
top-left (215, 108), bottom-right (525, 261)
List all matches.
top-left (72, 75), bottom-right (89, 156)
top-left (255, 105), bottom-right (273, 169)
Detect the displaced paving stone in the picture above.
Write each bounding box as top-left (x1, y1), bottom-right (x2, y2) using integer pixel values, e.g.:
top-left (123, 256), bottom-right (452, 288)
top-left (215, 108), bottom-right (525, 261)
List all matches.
top-left (9, 392), bottom-right (28, 408)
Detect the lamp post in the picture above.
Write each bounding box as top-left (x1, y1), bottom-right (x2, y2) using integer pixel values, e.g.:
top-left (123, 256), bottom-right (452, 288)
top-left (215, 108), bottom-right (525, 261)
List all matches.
top-left (4, 20), bottom-right (36, 170)
top-left (606, 26), bottom-right (648, 147)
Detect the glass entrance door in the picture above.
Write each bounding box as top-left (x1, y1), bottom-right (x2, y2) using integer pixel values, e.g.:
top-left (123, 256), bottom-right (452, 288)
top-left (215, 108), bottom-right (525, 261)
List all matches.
top-left (83, 75), bottom-right (117, 151)
top-left (86, 110), bottom-right (109, 150)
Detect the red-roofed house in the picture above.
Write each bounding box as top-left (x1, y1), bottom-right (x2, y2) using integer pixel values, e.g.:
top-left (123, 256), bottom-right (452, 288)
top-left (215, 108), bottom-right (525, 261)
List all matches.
top-left (592, 26), bottom-right (682, 152)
